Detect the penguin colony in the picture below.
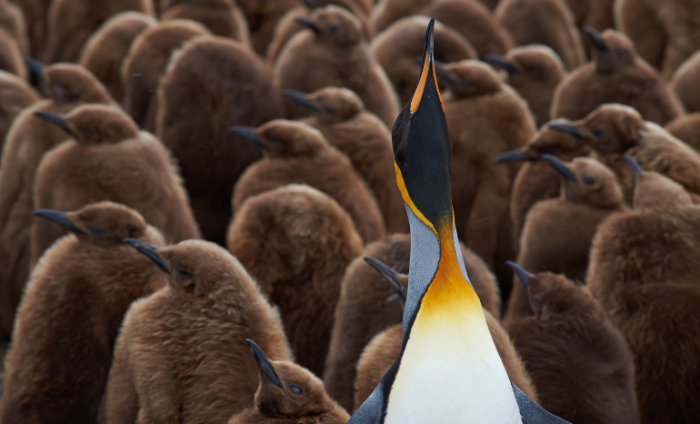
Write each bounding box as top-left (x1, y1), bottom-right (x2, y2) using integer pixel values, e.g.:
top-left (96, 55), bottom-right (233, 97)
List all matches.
top-left (1, 0), bottom-right (700, 423)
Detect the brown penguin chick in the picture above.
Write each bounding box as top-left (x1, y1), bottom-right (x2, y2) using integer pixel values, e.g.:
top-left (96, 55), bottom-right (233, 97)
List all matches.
top-left (495, 0), bottom-right (585, 72)
top-left (495, 122), bottom-right (591, 252)
top-left (31, 104), bottom-right (200, 265)
top-left (42, 0), bottom-right (155, 64)
top-left (548, 103), bottom-right (700, 203)
top-left (503, 265), bottom-right (639, 424)
top-left (666, 113), bottom-right (700, 152)
top-left (227, 184), bottom-right (363, 377)
top-left (265, 0), bottom-right (371, 66)
top-left (0, 70), bottom-right (39, 153)
top-left (368, 0), bottom-right (434, 35)
top-left (274, 5), bottom-right (400, 128)
top-left (438, 59), bottom-right (536, 291)
top-left (0, 27), bottom-right (25, 79)
top-left (563, 0), bottom-right (615, 32)
top-left (78, 11), bottom-right (157, 103)
top-left (611, 283), bottom-right (700, 424)
top-left (615, 0), bottom-right (700, 81)
top-left (235, 0), bottom-right (297, 56)
top-left (586, 161), bottom-right (699, 313)
top-left (157, 35), bottom-right (282, 245)
top-left (121, 19), bottom-right (211, 132)
top-left (354, 309), bottom-right (537, 410)
top-left (323, 233), bottom-right (501, 412)
top-left (229, 341), bottom-right (350, 424)
top-left (370, 16), bottom-right (476, 105)
top-left (0, 0), bottom-right (28, 55)
top-left (8, 0), bottom-right (50, 57)
top-left (104, 239), bottom-right (294, 424)
top-left (80, 15), bottom-right (156, 105)
top-left (505, 156), bottom-right (626, 319)
top-left (487, 45), bottom-right (566, 127)
top-left (421, 0), bottom-right (512, 59)
top-left (551, 28), bottom-right (684, 125)
top-left (231, 120), bottom-right (385, 244)
top-left (669, 50), bottom-right (700, 113)
top-left (0, 201), bottom-right (168, 424)
top-left (161, 0), bottom-right (249, 45)
top-left (286, 87), bottom-right (408, 234)
top-left (0, 62), bottom-right (113, 338)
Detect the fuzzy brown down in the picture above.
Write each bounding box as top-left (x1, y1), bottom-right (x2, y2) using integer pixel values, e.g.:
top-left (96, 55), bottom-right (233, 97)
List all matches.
top-left (0, 63), bottom-right (113, 338)
top-left (441, 59), bottom-right (536, 291)
top-left (105, 240), bottom-right (293, 424)
top-left (355, 308), bottom-right (537, 410)
top-left (299, 87), bottom-right (408, 233)
top-left (0, 27), bottom-right (25, 79)
top-left (121, 19), bottom-right (211, 132)
top-left (323, 232), bottom-right (501, 412)
top-left (0, 0), bottom-right (29, 55)
top-left (42, 0), bottom-right (154, 64)
top-left (228, 184), bottom-right (363, 377)
top-left (500, 46), bottom-right (566, 127)
top-left (504, 272), bottom-right (639, 424)
top-left (507, 157), bottom-right (627, 319)
top-left (160, 0), bottom-right (249, 45)
top-left (669, 50), bottom-right (700, 113)
top-left (78, 11), bottom-right (157, 103)
top-left (370, 16), bottom-right (476, 105)
top-left (232, 119), bottom-right (385, 245)
top-left (666, 113), bottom-right (700, 152)
top-left (228, 357), bottom-right (350, 424)
top-left (31, 104), bottom-right (200, 265)
top-left (0, 202), bottom-right (168, 424)
top-left (422, 0), bottom-right (512, 59)
top-left (275, 5), bottom-right (400, 128)
top-left (551, 29), bottom-right (684, 125)
top-left (495, 0), bottom-right (584, 71)
top-left (157, 35), bottom-right (282, 245)
top-left (0, 70), bottom-right (39, 153)
top-left (9, 0), bottom-right (50, 57)
top-left (236, 0), bottom-right (298, 56)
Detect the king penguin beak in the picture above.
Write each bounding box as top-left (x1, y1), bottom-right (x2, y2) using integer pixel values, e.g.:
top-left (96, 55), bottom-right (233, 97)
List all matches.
top-left (32, 210), bottom-right (86, 235)
top-left (229, 125), bottom-right (269, 150)
top-left (246, 339), bottom-right (283, 388)
top-left (541, 154), bottom-right (577, 182)
top-left (485, 54), bottom-right (519, 75)
top-left (494, 147), bottom-right (538, 163)
top-left (582, 26), bottom-right (609, 53)
top-left (295, 17), bottom-right (320, 34)
top-left (25, 57), bottom-right (46, 81)
top-left (282, 89), bottom-right (318, 112)
top-left (123, 238), bottom-right (170, 274)
top-left (33, 111), bottom-right (75, 137)
top-left (547, 123), bottom-right (588, 140)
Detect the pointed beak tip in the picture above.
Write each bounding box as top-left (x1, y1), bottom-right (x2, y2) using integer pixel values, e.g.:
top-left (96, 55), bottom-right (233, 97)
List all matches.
top-left (541, 154), bottom-right (577, 182)
top-left (506, 260), bottom-right (533, 289)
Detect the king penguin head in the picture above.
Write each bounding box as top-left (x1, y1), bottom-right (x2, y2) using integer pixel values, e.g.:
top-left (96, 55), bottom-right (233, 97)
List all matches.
top-left (390, 18), bottom-right (474, 331)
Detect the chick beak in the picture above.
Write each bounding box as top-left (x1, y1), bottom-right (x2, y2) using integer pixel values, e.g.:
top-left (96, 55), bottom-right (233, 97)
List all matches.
top-left (582, 26), bottom-right (609, 53)
top-left (541, 154), bottom-right (577, 182)
top-left (625, 154), bottom-right (644, 185)
top-left (506, 260), bottom-right (533, 291)
top-left (363, 257), bottom-right (406, 302)
top-left (31, 210), bottom-right (86, 236)
top-left (246, 339), bottom-right (283, 389)
top-left (123, 238), bottom-right (170, 274)
top-left (485, 54), bottom-right (519, 75)
top-left (33, 111), bottom-right (75, 137)
top-left (282, 89), bottom-right (318, 112)
top-left (295, 17), bottom-right (320, 34)
top-left (494, 147), bottom-right (538, 163)
top-left (547, 123), bottom-right (588, 140)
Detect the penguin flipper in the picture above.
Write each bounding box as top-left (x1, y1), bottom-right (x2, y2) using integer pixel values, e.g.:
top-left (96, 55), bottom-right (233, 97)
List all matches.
top-left (511, 381), bottom-right (571, 424)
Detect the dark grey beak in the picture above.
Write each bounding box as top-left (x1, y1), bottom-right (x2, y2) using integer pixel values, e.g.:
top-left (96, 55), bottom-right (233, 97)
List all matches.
top-left (363, 257), bottom-right (406, 302)
top-left (582, 26), bottom-right (609, 53)
top-left (246, 339), bottom-right (283, 389)
top-left (506, 260), bottom-right (533, 291)
top-left (25, 57), bottom-right (46, 81)
top-left (33, 111), bottom-right (75, 137)
top-left (295, 17), bottom-right (320, 34)
top-left (625, 154), bottom-right (644, 185)
top-left (32, 209), bottom-right (86, 236)
top-left (485, 54), bottom-right (518, 75)
top-left (229, 125), bottom-right (269, 150)
top-left (494, 147), bottom-right (538, 164)
top-left (547, 123), bottom-right (588, 140)
top-left (541, 154), bottom-right (577, 182)
top-left (282, 89), bottom-right (318, 112)
top-left (123, 238), bottom-right (170, 274)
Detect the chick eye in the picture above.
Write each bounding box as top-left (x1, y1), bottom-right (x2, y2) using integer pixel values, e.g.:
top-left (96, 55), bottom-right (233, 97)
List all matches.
top-left (329, 24), bottom-right (340, 33)
top-left (592, 129), bottom-right (605, 138)
top-left (175, 268), bottom-right (192, 279)
top-left (288, 384), bottom-right (303, 395)
top-left (581, 175), bottom-right (596, 185)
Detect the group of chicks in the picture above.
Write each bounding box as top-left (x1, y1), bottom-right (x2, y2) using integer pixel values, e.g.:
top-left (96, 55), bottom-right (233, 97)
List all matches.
top-left (0, 0), bottom-right (698, 422)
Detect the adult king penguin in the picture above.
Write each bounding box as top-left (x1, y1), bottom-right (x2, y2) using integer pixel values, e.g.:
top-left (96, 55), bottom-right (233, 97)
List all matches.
top-left (348, 19), bottom-right (570, 424)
